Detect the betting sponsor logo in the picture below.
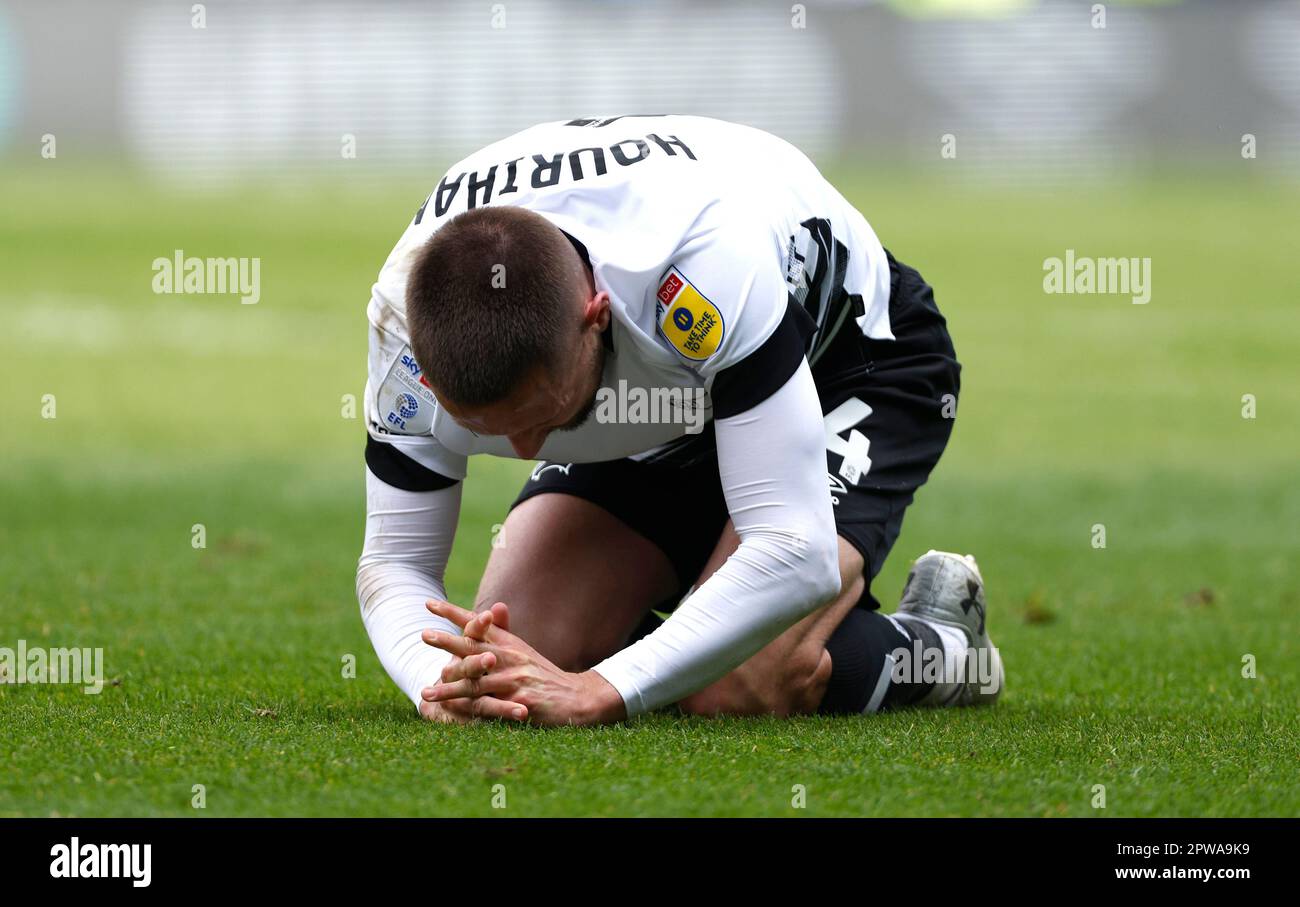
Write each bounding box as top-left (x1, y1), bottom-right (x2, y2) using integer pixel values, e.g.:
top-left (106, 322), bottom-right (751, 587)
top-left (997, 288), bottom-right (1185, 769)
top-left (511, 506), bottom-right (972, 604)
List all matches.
top-left (399, 352), bottom-right (435, 389)
top-left (655, 267), bottom-right (725, 361)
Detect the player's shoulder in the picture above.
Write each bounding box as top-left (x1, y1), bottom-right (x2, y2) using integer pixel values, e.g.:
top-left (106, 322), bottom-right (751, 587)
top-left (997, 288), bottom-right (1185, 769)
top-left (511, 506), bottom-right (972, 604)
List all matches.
top-left (643, 210), bottom-right (789, 374)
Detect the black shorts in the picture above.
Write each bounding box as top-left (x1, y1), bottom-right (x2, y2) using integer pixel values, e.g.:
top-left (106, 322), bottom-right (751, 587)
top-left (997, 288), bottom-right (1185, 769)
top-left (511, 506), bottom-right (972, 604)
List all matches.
top-left (512, 251), bottom-right (960, 611)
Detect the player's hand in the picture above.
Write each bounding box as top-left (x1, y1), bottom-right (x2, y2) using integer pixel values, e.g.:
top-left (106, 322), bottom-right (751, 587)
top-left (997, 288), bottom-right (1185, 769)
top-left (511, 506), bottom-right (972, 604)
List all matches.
top-left (418, 698), bottom-right (472, 723)
top-left (417, 601), bottom-right (527, 723)
top-left (421, 600), bottom-right (626, 726)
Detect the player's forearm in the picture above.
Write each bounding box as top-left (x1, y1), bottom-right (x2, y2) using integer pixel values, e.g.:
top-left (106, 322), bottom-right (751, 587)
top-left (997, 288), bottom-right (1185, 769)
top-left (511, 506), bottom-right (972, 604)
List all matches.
top-left (592, 527), bottom-right (838, 715)
top-left (357, 567), bottom-right (457, 706)
top-left (356, 468), bottom-right (462, 707)
top-left (591, 361), bottom-right (840, 716)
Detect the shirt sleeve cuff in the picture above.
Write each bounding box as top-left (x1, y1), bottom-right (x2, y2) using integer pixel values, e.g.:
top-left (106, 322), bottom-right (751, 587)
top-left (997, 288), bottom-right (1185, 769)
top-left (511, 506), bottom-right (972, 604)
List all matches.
top-left (589, 660), bottom-right (646, 719)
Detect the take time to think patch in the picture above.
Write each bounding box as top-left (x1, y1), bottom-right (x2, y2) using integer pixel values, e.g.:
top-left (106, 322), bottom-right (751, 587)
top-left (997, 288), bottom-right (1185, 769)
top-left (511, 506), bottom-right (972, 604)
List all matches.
top-left (655, 267), bottom-right (725, 361)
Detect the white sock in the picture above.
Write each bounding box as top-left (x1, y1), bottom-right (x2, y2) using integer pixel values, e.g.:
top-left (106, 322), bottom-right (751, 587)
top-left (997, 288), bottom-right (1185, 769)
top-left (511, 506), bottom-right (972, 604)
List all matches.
top-left (932, 623), bottom-right (968, 675)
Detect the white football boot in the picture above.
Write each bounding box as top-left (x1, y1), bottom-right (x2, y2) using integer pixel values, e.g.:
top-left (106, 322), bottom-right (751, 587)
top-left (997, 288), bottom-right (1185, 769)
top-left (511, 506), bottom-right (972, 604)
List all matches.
top-left (892, 550), bottom-right (1004, 707)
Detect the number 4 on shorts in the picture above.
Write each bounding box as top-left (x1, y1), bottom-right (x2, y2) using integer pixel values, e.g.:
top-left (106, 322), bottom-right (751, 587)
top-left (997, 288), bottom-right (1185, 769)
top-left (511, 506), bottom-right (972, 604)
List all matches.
top-left (824, 398), bottom-right (872, 485)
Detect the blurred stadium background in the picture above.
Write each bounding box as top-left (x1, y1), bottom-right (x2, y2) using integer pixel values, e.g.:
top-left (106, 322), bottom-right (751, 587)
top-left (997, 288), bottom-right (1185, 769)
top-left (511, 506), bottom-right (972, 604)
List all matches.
top-left (7, 0), bottom-right (1300, 180)
top-left (2, 0), bottom-right (1297, 816)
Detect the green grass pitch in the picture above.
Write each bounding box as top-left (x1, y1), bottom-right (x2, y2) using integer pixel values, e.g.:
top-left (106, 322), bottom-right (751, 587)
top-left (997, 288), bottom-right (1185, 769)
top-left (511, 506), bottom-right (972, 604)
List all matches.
top-left (1, 164), bottom-right (1297, 817)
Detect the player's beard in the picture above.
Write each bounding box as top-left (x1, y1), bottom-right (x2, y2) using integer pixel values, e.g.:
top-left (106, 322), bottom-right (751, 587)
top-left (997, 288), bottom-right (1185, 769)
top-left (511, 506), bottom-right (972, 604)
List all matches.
top-left (556, 338), bottom-right (606, 433)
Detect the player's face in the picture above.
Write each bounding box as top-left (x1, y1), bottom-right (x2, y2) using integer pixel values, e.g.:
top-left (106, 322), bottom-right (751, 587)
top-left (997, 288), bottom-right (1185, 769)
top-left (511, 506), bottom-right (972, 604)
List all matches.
top-left (439, 288), bottom-right (610, 459)
top-left (440, 338), bottom-right (604, 459)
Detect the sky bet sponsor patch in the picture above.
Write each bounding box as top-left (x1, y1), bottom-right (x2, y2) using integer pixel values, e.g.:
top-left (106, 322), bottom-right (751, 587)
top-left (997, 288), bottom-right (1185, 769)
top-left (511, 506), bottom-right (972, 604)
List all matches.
top-left (656, 267), bottom-right (725, 362)
top-left (376, 345), bottom-right (438, 434)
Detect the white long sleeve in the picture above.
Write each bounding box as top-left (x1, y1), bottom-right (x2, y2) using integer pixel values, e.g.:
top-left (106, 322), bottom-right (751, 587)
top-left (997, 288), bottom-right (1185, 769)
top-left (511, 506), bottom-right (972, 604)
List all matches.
top-left (591, 359), bottom-right (841, 716)
top-left (356, 468), bottom-right (462, 707)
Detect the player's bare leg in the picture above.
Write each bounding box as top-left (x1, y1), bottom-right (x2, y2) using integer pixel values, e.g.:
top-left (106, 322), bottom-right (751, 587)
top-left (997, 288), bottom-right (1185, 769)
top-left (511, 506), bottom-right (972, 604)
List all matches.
top-left (678, 523), bottom-right (1003, 716)
top-left (677, 522), bottom-right (865, 717)
top-left (473, 493), bottom-right (679, 672)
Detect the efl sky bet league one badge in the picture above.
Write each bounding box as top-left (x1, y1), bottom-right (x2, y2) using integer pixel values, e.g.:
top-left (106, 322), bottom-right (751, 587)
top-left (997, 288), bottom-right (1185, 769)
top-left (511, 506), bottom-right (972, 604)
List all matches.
top-left (377, 345), bottom-right (438, 434)
top-left (656, 267), bottom-right (725, 362)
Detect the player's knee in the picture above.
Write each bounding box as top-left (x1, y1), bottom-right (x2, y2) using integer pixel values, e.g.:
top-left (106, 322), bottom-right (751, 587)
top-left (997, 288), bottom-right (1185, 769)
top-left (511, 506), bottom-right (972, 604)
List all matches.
top-left (837, 564), bottom-right (866, 610)
top-left (784, 642), bottom-right (834, 714)
top-left (781, 564), bottom-right (864, 712)
top-left (471, 592), bottom-right (600, 672)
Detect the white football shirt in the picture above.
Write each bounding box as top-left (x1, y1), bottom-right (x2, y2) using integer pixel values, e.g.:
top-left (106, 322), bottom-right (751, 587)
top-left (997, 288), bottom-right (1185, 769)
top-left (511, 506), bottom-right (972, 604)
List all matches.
top-left (364, 115), bottom-right (892, 478)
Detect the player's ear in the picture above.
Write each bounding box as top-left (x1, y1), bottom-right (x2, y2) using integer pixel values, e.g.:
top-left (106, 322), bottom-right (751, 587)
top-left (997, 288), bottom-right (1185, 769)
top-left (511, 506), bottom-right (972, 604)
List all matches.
top-left (582, 290), bottom-right (611, 332)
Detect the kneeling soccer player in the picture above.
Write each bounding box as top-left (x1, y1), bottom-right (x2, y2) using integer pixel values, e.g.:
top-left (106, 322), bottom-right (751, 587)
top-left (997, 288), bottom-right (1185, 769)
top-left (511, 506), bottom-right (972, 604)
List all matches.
top-left (355, 115), bottom-right (1003, 725)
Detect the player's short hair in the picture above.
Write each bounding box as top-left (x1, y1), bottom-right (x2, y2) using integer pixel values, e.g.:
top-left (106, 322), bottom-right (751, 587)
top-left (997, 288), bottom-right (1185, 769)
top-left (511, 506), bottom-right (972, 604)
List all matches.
top-left (406, 206), bottom-right (581, 407)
